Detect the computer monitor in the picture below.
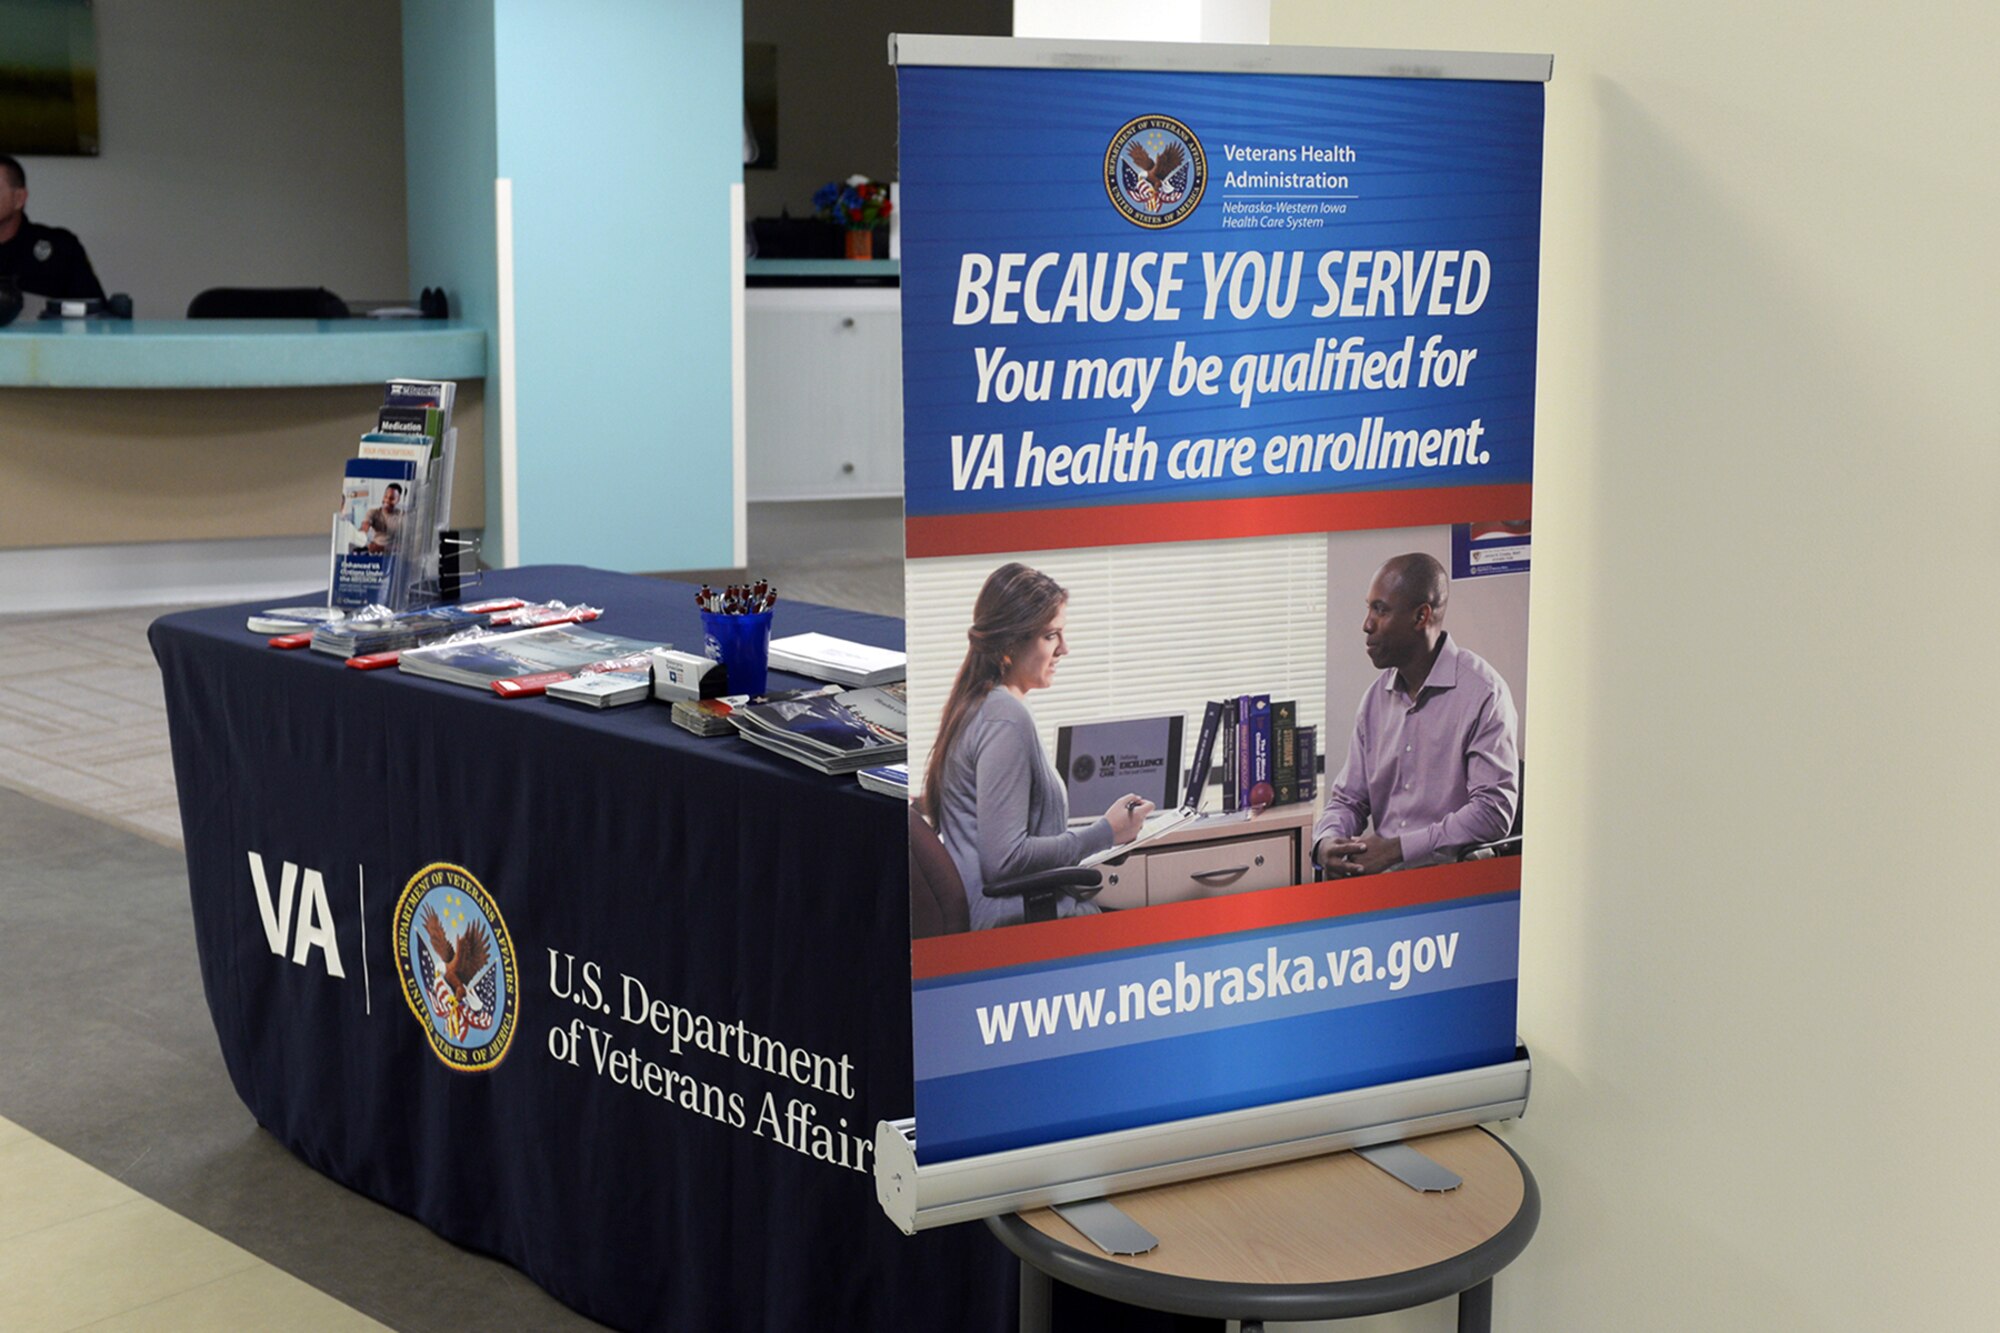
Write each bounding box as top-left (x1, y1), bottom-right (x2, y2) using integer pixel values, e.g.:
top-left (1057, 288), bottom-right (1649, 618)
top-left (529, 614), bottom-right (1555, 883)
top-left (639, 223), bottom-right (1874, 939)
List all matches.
top-left (1055, 714), bottom-right (1183, 815)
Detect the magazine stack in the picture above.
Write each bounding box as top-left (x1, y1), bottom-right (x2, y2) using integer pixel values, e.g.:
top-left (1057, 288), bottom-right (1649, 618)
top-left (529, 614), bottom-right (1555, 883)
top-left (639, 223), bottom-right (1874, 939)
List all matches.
top-left (728, 683), bottom-right (907, 774)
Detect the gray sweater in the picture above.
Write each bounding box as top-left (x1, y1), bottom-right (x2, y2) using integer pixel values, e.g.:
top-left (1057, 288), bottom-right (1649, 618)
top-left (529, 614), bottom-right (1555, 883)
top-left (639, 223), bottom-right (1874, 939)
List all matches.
top-left (937, 688), bottom-right (1115, 930)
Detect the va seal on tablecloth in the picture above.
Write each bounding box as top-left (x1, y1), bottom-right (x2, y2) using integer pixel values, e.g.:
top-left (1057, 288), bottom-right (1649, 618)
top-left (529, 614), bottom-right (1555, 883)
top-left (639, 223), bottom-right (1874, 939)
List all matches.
top-left (1105, 115), bottom-right (1206, 228)
top-left (394, 862), bottom-right (519, 1071)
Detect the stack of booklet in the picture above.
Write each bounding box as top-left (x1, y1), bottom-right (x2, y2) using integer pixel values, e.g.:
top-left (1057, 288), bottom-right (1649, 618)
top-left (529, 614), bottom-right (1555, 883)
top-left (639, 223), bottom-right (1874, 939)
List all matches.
top-left (309, 605), bottom-right (489, 658)
top-left (766, 633), bottom-right (906, 687)
top-left (668, 685), bottom-right (835, 737)
top-left (398, 624), bottom-right (664, 695)
top-left (329, 379), bottom-right (460, 611)
top-left (248, 606), bottom-right (345, 635)
top-left (728, 683), bottom-right (907, 775)
top-left (856, 763), bottom-right (909, 799)
top-left (546, 663), bottom-right (654, 708)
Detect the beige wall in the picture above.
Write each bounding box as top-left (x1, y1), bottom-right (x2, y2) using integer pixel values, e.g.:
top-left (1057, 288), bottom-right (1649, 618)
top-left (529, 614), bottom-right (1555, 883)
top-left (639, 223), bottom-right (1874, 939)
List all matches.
top-left (1269, 3), bottom-right (1998, 1329)
top-left (17, 0), bottom-right (408, 320)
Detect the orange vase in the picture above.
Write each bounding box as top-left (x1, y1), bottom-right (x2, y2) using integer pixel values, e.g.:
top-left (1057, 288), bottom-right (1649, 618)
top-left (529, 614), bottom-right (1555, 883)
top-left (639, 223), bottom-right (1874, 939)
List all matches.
top-left (844, 229), bottom-right (874, 261)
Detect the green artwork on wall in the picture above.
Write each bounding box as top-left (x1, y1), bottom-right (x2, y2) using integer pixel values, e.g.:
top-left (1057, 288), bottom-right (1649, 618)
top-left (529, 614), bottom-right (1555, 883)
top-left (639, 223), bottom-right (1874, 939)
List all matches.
top-left (0, 0), bottom-right (100, 155)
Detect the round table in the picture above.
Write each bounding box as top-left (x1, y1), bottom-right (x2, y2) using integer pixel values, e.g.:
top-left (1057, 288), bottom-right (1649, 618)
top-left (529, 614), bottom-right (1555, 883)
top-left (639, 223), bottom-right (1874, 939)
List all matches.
top-left (984, 1127), bottom-right (1539, 1332)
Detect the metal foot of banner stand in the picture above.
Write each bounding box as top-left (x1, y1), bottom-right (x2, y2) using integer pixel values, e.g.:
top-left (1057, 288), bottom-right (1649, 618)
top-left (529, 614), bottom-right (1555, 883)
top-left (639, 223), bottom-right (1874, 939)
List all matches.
top-left (1050, 1198), bottom-right (1160, 1256)
top-left (1356, 1140), bottom-right (1464, 1192)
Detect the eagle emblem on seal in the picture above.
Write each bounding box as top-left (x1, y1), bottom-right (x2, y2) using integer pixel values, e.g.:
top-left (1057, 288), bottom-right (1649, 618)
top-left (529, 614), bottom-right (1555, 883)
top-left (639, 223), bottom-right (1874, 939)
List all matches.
top-left (417, 904), bottom-right (499, 1042)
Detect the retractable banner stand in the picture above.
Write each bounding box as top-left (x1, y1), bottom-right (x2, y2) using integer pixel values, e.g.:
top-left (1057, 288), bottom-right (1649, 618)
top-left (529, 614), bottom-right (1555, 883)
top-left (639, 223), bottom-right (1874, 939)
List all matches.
top-left (887, 36), bottom-right (1548, 1213)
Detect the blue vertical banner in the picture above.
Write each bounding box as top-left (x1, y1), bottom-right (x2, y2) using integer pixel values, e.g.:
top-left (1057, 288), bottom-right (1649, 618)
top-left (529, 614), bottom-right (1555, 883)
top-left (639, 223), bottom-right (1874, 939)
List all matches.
top-left (898, 39), bottom-right (1547, 1165)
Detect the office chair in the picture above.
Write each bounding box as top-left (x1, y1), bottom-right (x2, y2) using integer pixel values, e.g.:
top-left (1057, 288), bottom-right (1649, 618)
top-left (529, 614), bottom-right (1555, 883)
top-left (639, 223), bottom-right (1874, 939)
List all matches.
top-left (186, 286), bottom-right (350, 319)
top-left (907, 806), bottom-right (1104, 936)
top-left (1459, 759), bottom-right (1524, 861)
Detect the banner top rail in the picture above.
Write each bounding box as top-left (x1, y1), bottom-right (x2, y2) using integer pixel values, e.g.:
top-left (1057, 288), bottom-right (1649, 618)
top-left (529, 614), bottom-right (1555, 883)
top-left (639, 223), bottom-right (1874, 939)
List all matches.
top-left (888, 34), bottom-right (1552, 84)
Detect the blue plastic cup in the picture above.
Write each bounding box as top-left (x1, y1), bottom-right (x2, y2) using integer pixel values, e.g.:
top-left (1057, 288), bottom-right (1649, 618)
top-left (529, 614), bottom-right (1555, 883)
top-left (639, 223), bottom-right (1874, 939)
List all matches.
top-left (701, 609), bottom-right (773, 697)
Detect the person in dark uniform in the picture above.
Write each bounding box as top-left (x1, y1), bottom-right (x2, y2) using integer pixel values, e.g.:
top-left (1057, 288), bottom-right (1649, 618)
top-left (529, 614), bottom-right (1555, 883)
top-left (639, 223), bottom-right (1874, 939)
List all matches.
top-left (0, 154), bottom-right (105, 300)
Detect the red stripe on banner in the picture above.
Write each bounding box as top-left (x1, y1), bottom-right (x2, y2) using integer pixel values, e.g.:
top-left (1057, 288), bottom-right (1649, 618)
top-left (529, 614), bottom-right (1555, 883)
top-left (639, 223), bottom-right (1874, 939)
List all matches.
top-left (911, 857), bottom-right (1520, 981)
top-left (905, 485), bottom-right (1533, 559)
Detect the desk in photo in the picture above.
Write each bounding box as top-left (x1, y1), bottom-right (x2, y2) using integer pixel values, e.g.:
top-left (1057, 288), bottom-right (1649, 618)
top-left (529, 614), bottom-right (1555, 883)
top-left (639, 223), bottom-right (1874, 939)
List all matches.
top-left (1093, 805), bottom-right (1321, 910)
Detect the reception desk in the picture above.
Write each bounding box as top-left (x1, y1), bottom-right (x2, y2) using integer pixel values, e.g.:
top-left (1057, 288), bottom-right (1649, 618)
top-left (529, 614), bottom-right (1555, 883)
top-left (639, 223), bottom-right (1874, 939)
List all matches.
top-left (0, 318), bottom-right (486, 550)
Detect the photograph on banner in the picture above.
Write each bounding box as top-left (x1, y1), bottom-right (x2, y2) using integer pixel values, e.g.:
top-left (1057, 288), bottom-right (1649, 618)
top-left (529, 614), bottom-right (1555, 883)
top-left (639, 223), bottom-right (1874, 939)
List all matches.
top-left (897, 47), bottom-right (1545, 1163)
top-left (907, 522), bottom-right (1528, 937)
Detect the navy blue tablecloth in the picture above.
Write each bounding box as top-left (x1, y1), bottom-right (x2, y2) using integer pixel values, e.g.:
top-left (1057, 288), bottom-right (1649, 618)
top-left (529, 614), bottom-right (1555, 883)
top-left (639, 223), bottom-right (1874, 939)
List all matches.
top-left (149, 566), bottom-right (1011, 1333)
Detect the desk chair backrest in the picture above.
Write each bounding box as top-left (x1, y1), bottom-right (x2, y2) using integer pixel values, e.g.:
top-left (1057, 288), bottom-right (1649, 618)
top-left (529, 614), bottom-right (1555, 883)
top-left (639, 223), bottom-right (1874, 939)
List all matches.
top-left (187, 286), bottom-right (350, 319)
top-left (908, 806), bottom-right (970, 938)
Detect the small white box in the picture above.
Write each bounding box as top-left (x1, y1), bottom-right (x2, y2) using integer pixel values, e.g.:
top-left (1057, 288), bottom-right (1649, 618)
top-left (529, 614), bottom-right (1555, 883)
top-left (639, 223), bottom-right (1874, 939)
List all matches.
top-left (649, 648), bottom-right (727, 702)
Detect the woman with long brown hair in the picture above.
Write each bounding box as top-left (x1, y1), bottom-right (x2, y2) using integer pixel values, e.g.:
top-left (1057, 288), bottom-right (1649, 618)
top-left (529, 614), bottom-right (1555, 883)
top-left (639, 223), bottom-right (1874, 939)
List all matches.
top-left (922, 563), bottom-right (1153, 930)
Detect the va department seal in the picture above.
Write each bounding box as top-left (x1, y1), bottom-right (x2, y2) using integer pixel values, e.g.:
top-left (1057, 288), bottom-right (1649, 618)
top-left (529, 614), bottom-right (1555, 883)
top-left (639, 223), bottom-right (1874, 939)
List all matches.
top-left (1105, 115), bottom-right (1207, 228)
top-left (394, 862), bottom-right (519, 1072)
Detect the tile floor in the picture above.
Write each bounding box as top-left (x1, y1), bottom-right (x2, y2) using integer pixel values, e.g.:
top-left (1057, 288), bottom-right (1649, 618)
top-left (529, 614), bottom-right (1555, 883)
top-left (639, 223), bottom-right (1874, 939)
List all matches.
top-left (0, 1116), bottom-right (387, 1332)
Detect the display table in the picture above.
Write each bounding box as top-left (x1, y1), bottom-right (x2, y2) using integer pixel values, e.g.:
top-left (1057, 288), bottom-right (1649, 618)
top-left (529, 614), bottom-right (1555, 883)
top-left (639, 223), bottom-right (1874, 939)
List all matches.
top-left (988, 1127), bottom-right (1538, 1332)
top-left (149, 566), bottom-right (1010, 1332)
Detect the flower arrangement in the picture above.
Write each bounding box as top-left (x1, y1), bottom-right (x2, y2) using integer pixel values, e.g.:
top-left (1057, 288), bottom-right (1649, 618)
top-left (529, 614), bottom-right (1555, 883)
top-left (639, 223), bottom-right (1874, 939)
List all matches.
top-left (813, 174), bottom-right (894, 231)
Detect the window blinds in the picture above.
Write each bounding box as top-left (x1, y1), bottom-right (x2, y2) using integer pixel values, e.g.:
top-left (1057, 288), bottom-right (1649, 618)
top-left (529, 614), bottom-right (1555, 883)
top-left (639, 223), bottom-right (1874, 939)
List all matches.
top-left (905, 535), bottom-right (1330, 795)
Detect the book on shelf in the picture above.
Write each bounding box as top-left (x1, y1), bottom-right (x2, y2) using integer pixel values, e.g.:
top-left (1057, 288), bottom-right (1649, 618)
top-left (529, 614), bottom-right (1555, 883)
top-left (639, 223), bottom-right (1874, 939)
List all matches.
top-left (1240, 696), bottom-right (1255, 810)
top-left (728, 683), bottom-right (908, 775)
top-left (1185, 700), bottom-right (1224, 811)
top-left (1272, 700), bottom-right (1298, 806)
top-left (1221, 701), bottom-right (1238, 813)
top-left (766, 632), bottom-right (907, 687)
top-left (856, 763), bottom-right (910, 799)
top-left (1246, 694), bottom-right (1273, 810)
top-left (397, 625), bottom-right (666, 693)
top-left (1296, 724), bottom-right (1318, 803)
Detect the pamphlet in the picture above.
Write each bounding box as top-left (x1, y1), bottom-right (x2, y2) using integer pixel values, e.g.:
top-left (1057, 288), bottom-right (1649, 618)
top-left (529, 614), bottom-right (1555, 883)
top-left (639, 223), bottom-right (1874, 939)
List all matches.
top-left (330, 457), bottom-right (417, 609)
top-left (766, 632), bottom-right (907, 687)
top-left (857, 763), bottom-right (910, 799)
top-left (546, 665), bottom-right (654, 708)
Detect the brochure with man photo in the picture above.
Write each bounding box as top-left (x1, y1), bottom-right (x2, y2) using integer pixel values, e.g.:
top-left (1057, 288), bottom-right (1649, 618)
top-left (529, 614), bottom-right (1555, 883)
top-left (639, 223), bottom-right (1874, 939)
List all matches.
top-left (330, 457), bottom-right (416, 610)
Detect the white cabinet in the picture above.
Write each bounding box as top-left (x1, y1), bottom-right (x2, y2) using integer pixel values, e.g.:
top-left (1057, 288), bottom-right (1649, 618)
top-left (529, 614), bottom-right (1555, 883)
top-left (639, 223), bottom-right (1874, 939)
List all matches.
top-left (744, 287), bottom-right (903, 501)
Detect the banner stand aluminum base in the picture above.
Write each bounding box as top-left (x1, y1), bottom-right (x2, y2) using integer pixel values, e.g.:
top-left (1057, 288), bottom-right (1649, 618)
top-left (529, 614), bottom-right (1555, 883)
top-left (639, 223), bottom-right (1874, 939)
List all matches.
top-left (875, 1047), bottom-right (1530, 1233)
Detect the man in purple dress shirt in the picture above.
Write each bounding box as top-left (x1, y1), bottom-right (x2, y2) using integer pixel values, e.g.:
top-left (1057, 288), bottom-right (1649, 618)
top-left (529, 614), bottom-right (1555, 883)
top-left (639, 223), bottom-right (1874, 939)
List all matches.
top-left (1314, 553), bottom-right (1520, 877)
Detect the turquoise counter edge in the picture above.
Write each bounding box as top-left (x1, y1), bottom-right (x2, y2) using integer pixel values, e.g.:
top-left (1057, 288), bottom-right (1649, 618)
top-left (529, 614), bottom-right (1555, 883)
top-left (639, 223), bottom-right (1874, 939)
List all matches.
top-left (0, 319), bottom-right (489, 389)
